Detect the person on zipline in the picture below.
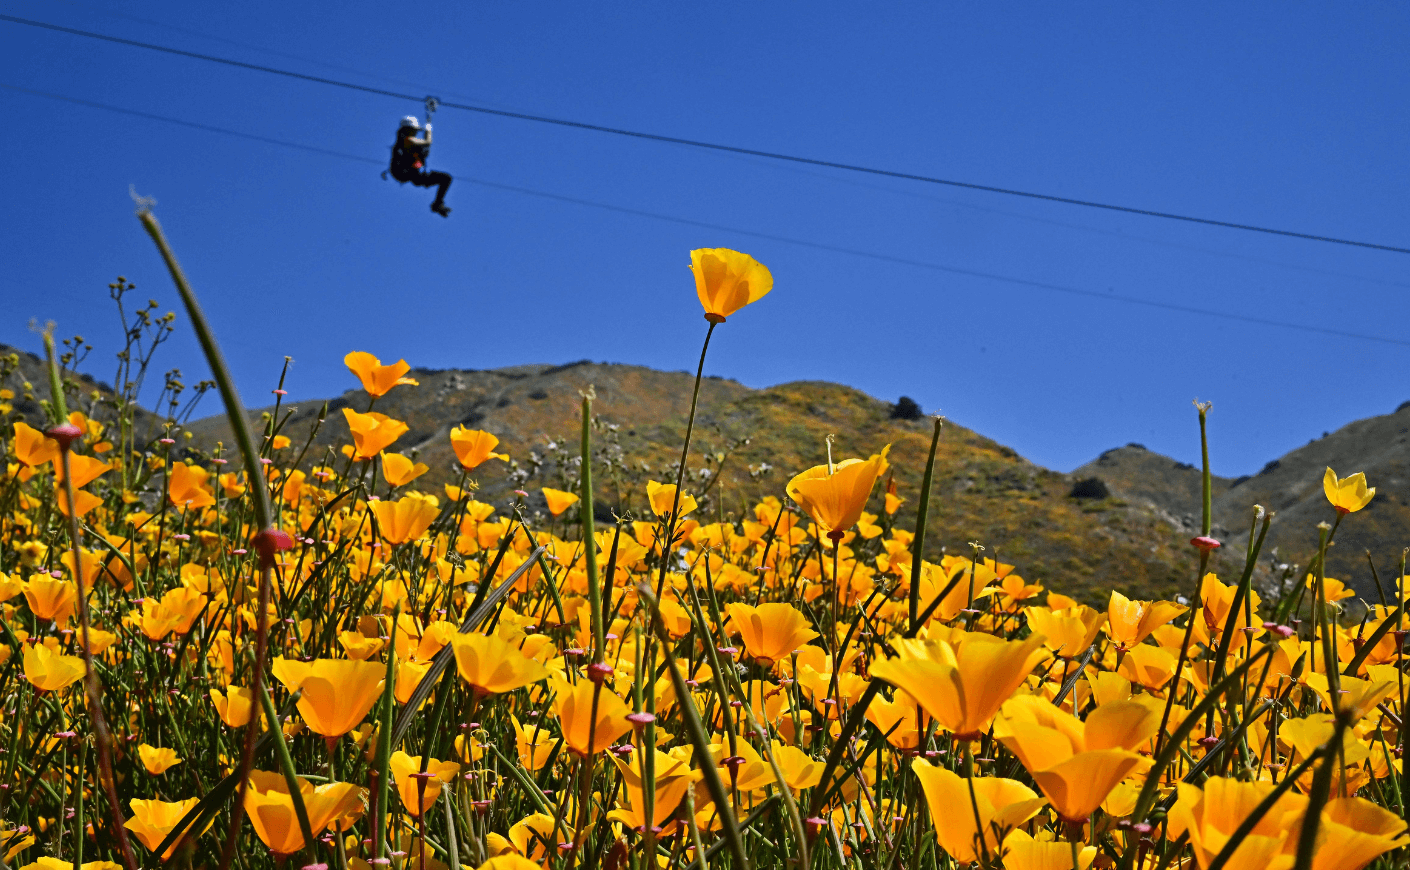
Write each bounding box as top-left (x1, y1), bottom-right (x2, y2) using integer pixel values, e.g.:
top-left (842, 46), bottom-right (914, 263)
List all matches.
top-left (389, 115), bottom-right (452, 217)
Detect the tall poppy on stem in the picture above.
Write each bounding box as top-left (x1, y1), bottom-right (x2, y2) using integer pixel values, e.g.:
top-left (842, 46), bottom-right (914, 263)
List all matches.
top-left (690, 248), bottom-right (773, 323)
top-left (344, 352), bottom-right (419, 397)
top-left (786, 445), bottom-right (891, 542)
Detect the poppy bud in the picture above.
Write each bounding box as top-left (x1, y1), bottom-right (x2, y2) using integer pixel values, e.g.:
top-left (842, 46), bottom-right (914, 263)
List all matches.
top-left (45, 422), bottom-right (83, 450)
top-left (252, 528), bottom-right (294, 567)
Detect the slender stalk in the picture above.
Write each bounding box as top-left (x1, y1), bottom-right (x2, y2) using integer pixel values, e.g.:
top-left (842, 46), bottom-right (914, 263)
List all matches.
top-left (1211, 507), bottom-right (1272, 682)
top-left (579, 392), bottom-right (604, 663)
top-left (372, 607), bottom-right (400, 862)
top-left (908, 417), bottom-right (943, 631)
top-left (653, 323), bottom-right (716, 600)
top-left (43, 334), bottom-right (139, 870)
top-left (139, 207), bottom-right (284, 870)
top-left (637, 583), bottom-right (750, 870)
top-left (1156, 403), bottom-right (1215, 759)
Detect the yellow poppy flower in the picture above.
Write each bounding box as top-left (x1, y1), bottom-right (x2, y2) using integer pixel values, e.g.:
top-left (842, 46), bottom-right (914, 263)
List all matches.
top-left (395, 659), bottom-right (432, 705)
top-left (871, 632), bottom-right (1045, 739)
top-left (11, 421), bottom-right (59, 468)
top-left (786, 445), bottom-right (891, 541)
top-left (135, 599), bottom-right (183, 641)
top-left (124, 797), bottom-right (206, 859)
top-left (1166, 777), bottom-right (1305, 870)
top-left (476, 856), bottom-right (543, 870)
top-left (511, 715), bottom-right (555, 771)
top-left (53, 484), bottom-right (103, 519)
top-left (79, 628), bottom-right (118, 656)
top-left (725, 602), bottom-right (818, 667)
top-left (1025, 604), bottom-right (1107, 659)
top-left (609, 747), bottom-right (699, 832)
top-left (449, 427), bottom-right (508, 471)
top-left (552, 677), bottom-right (631, 757)
top-left (20, 860), bottom-right (122, 870)
top-left (242, 770), bottom-right (364, 856)
top-left (53, 454), bottom-right (111, 488)
top-left (219, 472), bottom-right (246, 498)
top-left (1324, 467), bottom-right (1375, 515)
top-left (22, 644), bottom-right (85, 692)
top-left (338, 631), bottom-right (386, 661)
top-left (371, 493), bottom-right (440, 545)
top-left (381, 452), bottom-right (429, 487)
top-left (1306, 573), bottom-right (1356, 602)
top-left (22, 577), bottom-right (77, 625)
top-left (450, 632), bottom-right (551, 698)
top-left (1314, 796), bottom-right (1410, 870)
top-left (541, 487), bottom-right (579, 516)
top-left (1105, 591), bottom-right (1185, 651)
top-left (344, 351), bottom-right (419, 397)
top-left (1115, 643), bottom-right (1178, 692)
top-left (137, 744), bottom-right (182, 774)
top-left (1001, 830), bottom-right (1096, 870)
top-left (166, 462), bottom-right (216, 509)
top-left (690, 248), bottom-right (773, 323)
top-left (912, 760), bottom-right (1045, 864)
top-left (644, 480), bottom-right (697, 520)
top-left (1195, 573), bottom-right (1264, 653)
top-left (210, 685), bottom-right (255, 727)
top-left (270, 658), bottom-right (385, 737)
top-left (770, 742), bottom-right (825, 792)
top-left (994, 695), bottom-right (1159, 823)
top-left (343, 409), bottom-right (409, 460)
top-left (389, 751), bottom-right (460, 817)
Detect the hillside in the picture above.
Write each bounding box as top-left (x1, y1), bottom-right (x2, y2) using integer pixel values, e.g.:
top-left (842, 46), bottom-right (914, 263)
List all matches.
top-left (1074, 405), bottom-right (1410, 598)
top-left (177, 359), bottom-right (1228, 603)
top-left (9, 336), bottom-right (1405, 602)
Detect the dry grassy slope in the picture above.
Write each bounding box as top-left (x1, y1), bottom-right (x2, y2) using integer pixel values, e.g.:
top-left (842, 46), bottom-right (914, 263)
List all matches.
top-left (1073, 405), bottom-right (1410, 597)
top-left (184, 361), bottom-right (1213, 602)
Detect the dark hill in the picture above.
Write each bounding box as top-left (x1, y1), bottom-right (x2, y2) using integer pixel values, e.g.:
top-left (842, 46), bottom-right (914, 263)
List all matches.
top-left (1073, 406), bottom-right (1410, 598)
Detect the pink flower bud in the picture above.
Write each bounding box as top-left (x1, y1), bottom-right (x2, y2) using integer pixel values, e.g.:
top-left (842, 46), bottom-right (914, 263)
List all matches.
top-left (252, 528), bottom-right (294, 567)
top-left (45, 423), bottom-right (84, 450)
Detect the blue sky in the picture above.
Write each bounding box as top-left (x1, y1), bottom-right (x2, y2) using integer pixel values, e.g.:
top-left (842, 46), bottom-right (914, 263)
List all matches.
top-left (2, 2), bottom-right (1407, 475)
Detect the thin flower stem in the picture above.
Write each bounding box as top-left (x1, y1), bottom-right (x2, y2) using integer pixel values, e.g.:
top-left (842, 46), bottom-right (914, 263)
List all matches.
top-left (654, 322), bottom-right (716, 601)
top-left (637, 583), bottom-right (750, 870)
top-left (44, 335), bottom-right (139, 870)
top-left (908, 418), bottom-right (943, 632)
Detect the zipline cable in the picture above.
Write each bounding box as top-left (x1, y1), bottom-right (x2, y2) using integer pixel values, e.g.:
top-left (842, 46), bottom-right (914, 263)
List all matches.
top-left (5, 81), bottom-right (1408, 350)
top-left (3, 12), bottom-right (1407, 256)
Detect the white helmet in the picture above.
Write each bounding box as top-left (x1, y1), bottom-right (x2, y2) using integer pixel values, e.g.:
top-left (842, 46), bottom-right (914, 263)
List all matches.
top-left (400, 115), bottom-right (421, 130)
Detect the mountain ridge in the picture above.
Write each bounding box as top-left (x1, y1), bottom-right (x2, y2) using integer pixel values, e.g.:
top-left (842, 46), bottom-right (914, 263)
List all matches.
top-left (5, 341), bottom-right (1404, 601)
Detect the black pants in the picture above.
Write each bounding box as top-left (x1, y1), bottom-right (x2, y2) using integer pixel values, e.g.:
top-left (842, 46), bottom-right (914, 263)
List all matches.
top-left (408, 169), bottom-right (451, 204)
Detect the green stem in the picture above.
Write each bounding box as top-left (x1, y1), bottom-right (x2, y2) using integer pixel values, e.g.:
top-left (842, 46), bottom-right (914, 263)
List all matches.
top-left (908, 418), bottom-right (943, 632)
top-left (637, 583), bottom-right (750, 870)
top-left (44, 337), bottom-right (139, 870)
top-left (372, 607), bottom-right (400, 861)
top-left (580, 392), bottom-right (604, 663)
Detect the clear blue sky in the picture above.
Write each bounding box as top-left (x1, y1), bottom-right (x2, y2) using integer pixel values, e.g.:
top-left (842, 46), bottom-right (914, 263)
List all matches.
top-left (3, 2), bottom-right (1407, 475)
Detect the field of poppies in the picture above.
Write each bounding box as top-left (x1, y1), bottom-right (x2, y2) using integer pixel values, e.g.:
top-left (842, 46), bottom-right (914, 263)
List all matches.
top-left (1, 210), bottom-right (1407, 870)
